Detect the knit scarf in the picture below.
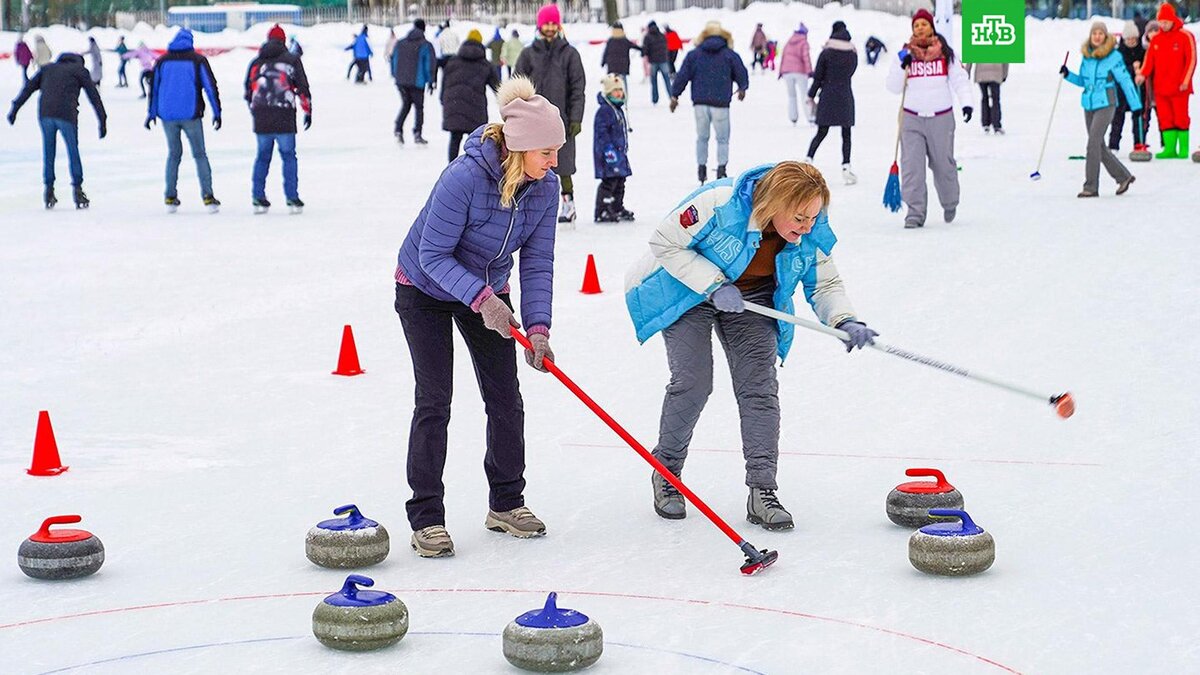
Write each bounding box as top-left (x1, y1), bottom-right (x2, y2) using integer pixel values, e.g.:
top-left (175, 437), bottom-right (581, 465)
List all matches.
top-left (907, 36), bottom-right (944, 62)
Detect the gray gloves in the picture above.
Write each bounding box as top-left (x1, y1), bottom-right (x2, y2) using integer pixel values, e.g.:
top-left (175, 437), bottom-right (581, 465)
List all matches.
top-left (710, 284), bottom-right (745, 313)
top-left (525, 333), bottom-right (554, 372)
top-left (837, 320), bottom-right (878, 352)
top-left (479, 294), bottom-right (519, 339)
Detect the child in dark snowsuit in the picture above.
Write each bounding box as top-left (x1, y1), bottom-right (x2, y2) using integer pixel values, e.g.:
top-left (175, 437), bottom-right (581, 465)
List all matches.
top-left (593, 74), bottom-right (633, 222)
top-left (1111, 20), bottom-right (1147, 151)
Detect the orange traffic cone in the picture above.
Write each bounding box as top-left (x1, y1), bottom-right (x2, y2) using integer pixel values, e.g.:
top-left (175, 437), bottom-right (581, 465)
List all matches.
top-left (581, 254), bottom-right (602, 294)
top-left (332, 325), bottom-right (365, 376)
top-left (28, 411), bottom-right (69, 476)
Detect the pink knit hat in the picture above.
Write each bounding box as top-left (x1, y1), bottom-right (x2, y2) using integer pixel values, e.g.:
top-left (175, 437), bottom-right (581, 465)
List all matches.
top-left (498, 77), bottom-right (565, 151)
top-left (536, 3), bottom-right (562, 28)
top-left (912, 8), bottom-right (934, 27)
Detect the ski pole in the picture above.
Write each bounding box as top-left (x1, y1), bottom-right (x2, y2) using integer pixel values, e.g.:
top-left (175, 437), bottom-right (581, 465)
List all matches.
top-left (742, 302), bottom-right (1075, 419)
top-left (1031, 51), bottom-right (1071, 181)
top-left (511, 327), bottom-right (779, 575)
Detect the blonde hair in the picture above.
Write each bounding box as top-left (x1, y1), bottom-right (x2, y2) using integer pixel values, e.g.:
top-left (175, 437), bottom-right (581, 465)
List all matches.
top-left (750, 161), bottom-right (831, 230)
top-left (481, 123), bottom-right (528, 209)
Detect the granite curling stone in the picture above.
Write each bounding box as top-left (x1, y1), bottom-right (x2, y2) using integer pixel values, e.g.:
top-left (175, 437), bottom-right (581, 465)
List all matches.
top-left (305, 504), bottom-right (389, 568)
top-left (312, 574), bottom-right (408, 651)
top-left (886, 468), bottom-right (965, 527)
top-left (503, 592), bottom-right (603, 672)
top-left (18, 515), bottom-right (105, 580)
top-left (908, 509), bottom-right (995, 576)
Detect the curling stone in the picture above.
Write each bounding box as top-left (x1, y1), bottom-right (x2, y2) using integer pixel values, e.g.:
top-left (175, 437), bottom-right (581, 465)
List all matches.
top-left (312, 574), bottom-right (408, 651)
top-left (908, 509), bottom-right (995, 576)
top-left (1192, 150), bottom-right (1200, 162)
top-left (1129, 146), bottom-right (1153, 162)
top-left (18, 515), bottom-right (105, 580)
top-left (305, 504), bottom-right (389, 568)
top-left (886, 468), bottom-right (964, 528)
top-left (502, 592), bottom-right (603, 672)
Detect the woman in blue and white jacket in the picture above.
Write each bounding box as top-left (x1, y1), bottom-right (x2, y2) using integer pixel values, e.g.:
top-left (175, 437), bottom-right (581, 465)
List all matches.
top-left (625, 161), bottom-right (877, 531)
top-left (1061, 21), bottom-right (1140, 198)
top-left (394, 77), bottom-right (563, 558)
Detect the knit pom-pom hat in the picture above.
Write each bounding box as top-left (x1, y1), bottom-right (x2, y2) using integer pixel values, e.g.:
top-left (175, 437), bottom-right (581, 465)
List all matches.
top-left (267, 24), bottom-right (286, 42)
top-left (498, 76), bottom-right (565, 151)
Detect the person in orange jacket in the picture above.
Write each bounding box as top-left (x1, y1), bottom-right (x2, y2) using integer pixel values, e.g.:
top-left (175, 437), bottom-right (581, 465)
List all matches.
top-left (1136, 2), bottom-right (1196, 158)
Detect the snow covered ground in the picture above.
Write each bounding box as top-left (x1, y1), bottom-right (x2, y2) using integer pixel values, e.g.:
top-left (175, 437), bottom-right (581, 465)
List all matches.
top-left (2, 5), bottom-right (1198, 673)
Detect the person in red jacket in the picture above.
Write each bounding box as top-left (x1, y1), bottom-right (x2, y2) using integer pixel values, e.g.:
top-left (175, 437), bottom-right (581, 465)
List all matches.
top-left (665, 25), bottom-right (683, 75)
top-left (1136, 2), bottom-right (1196, 158)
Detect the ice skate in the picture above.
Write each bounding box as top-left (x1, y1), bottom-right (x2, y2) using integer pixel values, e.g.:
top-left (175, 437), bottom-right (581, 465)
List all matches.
top-left (287, 198), bottom-right (304, 214)
top-left (165, 196), bottom-right (181, 213)
top-left (202, 194), bottom-right (220, 214)
top-left (557, 194), bottom-right (576, 226)
top-left (842, 164), bottom-right (857, 185)
top-left (44, 186), bottom-right (57, 210)
top-left (73, 186), bottom-right (89, 209)
top-left (253, 197), bottom-right (271, 214)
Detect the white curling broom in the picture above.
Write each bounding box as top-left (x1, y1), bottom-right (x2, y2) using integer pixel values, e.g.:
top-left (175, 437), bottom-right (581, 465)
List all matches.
top-left (1031, 52), bottom-right (1072, 181)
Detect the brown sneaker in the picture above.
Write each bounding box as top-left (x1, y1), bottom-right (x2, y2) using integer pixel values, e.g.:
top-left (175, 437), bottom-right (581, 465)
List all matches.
top-left (1116, 175), bottom-right (1135, 195)
top-left (1077, 190), bottom-right (1099, 198)
top-left (485, 506), bottom-right (546, 538)
top-left (411, 525), bottom-right (455, 558)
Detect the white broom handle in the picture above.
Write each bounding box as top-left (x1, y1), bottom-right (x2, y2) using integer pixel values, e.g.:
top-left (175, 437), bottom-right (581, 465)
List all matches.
top-left (743, 302), bottom-right (1057, 404)
top-left (1035, 52), bottom-right (1071, 174)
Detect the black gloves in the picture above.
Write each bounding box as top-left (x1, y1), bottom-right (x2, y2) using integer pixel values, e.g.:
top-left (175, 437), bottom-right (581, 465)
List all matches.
top-left (962, 106), bottom-right (973, 123)
top-left (736, 89), bottom-right (746, 101)
top-left (303, 113), bottom-right (312, 130)
top-left (144, 116), bottom-right (154, 130)
top-left (669, 97), bottom-right (678, 113)
top-left (212, 117), bottom-right (222, 130)
top-left (901, 53), bottom-right (913, 69)
top-left (99, 121), bottom-right (107, 139)
top-left (6, 109), bottom-right (16, 125)
top-left (1059, 65), bottom-right (1069, 78)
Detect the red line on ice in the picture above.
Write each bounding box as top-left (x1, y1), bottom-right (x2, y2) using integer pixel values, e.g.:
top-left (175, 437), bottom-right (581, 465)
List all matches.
top-left (0, 588), bottom-right (1021, 673)
top-left (562, 442), bottom-right (1102, 467)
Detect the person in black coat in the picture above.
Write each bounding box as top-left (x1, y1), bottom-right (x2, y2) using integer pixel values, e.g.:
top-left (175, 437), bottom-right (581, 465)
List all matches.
top-left (1110, 20), bottom-right (1146, 151)
top-left (391, 19), bottom-right (437, 144)
top-left (7, 52), bottom-right (107, 208)
top-left (805, 21), bottom-right (859, 185)
top-left (643, 20), bottom-right (672, 104)
top-left (601, 22), bottom-right (641, 90)
top-left (442, 33), bottom-right (500, 162)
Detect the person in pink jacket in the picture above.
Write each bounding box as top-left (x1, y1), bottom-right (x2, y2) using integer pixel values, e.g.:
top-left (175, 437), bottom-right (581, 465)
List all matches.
top-left (123, 42), bottom-right (157, 98)
top-left (779, 22), bottom-right (813, 124)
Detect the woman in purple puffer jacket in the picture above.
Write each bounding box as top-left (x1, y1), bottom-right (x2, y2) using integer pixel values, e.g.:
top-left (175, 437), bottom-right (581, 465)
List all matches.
top-left (393, 76), bottom-right (564, 559)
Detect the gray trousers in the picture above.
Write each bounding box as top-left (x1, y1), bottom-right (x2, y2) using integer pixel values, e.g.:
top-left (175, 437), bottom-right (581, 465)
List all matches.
top-left (1083, 98), bottom-right (1130, 192)
top-left (653, 284), bottom-right (780, 489)
top-left (900, 112), bottom-right (959, 227)
top-left (694, 104), bottom-right (731, 167)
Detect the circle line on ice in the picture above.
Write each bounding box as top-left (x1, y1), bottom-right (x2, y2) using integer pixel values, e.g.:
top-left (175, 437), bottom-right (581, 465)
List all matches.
top-left (562, 442), bottom-right (1103, 468)
top-left (4, 588), bottom-right (1020, 673)
top-left (33, 632), bottom-right (766, 674)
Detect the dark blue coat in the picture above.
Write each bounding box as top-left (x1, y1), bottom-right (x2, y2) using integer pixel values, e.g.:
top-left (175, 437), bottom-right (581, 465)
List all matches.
top-left (593, 92), bottom-right (631, 179)
top-left (396, 127), bottom-right (560, 329)
top-left (392, 28), bottom-right (435, 88)
top-left (670, 36), bottom-right (749, 107)
top-left (149, 30), bottom-right (221, 122)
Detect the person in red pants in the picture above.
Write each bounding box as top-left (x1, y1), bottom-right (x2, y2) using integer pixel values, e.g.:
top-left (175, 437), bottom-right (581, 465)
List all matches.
top-left (1136, 2), bottom-right (1195, 158)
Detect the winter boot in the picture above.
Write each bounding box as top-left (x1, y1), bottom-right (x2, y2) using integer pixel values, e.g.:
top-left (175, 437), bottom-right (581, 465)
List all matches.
top-left (411, 525), bottom-right (454, 558)
top-left (595, 210), bottom-right (619, 223)
top-left (747, 488), bottom-right (794, 531)
top-left (698, 165), bottom-right (707, 184)
top-left (287, 197), bottom-right (304, 214)
top-left (716, 164), bottom-right (727, 179)
top-left (557, 193), bottom-right (576, 224)
top-left (1156, 130), bottom-right (1179, 159)
top-left (395, 130), bottom-right (405, 145)
top-left (202, 194), bottom-right (220, 213)
top-left (841, 163), bottom-right (857, 185)
top-left (165, 196), bottom-right (181, 213)
top-left (652, 472), bottom-right (686, 519)
top-left (44, 186), bottom-right (57, 210)
top-left (617, 209), bottom-right (636, 222)
top-left (1077, 190), bottom-right (1099, 198)
top-left (73, 186), bottom-right (89, 209)
top-left (253, 197), bottom-right (271, 214)
top-left (413, 131), bottom-right (428, 145)
top-left (485, 506), bottom-right (546, 538)
top-left (993, 126), bottom-right (1005, 135)
top-left (1177, 130), bottom-right (1190, 158)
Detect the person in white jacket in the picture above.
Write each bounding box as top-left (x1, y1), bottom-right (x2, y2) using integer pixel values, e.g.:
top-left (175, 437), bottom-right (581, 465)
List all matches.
top-left (886, 9), bottom-right (973, 229)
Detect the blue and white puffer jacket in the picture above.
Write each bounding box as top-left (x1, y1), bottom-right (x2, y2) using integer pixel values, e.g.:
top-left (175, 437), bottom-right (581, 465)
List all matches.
top-left (1065, 37), bottom-right (1142, 112)
top-left (624, 163), bottom-right (857, 360)
top-left (396, 126), bottom-right (560, 329)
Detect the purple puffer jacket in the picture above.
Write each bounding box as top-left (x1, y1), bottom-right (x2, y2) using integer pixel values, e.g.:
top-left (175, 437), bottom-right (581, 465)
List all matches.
top-left (396, 126), bottom-right (560, 329)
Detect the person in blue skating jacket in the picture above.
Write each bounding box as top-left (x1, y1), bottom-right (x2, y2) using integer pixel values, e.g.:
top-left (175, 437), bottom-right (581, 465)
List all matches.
top-left (624, 161), bottom-right (876, 531)
top-left (393, 77), bottom-right (564, 558)
top-left (1061, 21), bottom-right (1140, 198)
top-left (593, 74), bottom-right (632, 222)
top-left (147, 28), bottom-right (223, 210)
top-left (668, 20), bottom-right (749, 184)
top-left (391, 19), bottom-right (436, 144)
top-left (346, 25), bottom-right (372, 83)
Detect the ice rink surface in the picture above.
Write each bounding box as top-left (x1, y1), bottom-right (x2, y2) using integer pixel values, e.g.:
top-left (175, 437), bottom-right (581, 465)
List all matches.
top-left (1, 5), bottom-right (1198, 673)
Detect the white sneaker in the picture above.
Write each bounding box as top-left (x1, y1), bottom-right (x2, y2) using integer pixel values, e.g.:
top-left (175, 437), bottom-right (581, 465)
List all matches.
top-left (842, 164), bottom-right (858, 185)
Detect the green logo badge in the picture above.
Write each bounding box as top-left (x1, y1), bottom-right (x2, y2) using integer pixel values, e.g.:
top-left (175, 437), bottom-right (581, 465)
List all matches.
top-left (962, 0), bottom-right (1025, 63)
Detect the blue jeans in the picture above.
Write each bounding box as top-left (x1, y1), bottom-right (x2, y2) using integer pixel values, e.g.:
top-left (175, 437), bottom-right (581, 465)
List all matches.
top-left (40, 117), bottom-right (83, 187)
top-left (164, 118), bottom-right (213, 198)
top-left (693, 105), bottom-right (731, 167)
top-left (649, 61), bottom-right (672, 104)
top-left (252, 133), bottom-right (298, 201)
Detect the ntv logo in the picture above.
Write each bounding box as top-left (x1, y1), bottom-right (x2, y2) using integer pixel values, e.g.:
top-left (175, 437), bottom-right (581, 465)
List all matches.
top-left (971, 15), bottom-right (1017, 47)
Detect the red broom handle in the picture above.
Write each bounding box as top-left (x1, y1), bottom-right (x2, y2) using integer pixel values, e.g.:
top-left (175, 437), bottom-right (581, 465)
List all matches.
top-left (512, 327), bottom-right (746, 546)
